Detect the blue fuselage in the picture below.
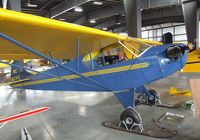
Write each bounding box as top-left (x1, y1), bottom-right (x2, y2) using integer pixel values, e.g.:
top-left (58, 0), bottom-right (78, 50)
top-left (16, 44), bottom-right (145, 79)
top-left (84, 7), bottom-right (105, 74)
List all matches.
top-left (12, 44), bottom-right (187, 93)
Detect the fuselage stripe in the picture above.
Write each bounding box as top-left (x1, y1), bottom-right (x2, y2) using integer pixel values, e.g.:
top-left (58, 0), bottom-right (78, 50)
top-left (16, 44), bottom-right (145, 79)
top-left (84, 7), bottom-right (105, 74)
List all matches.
top-left (12, 62), bottom-right (150, 87)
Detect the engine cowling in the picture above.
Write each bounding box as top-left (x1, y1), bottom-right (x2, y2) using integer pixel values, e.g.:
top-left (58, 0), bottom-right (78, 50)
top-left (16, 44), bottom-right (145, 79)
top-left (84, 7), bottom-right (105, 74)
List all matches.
top-left (167, 46), bottom-right (184, 60)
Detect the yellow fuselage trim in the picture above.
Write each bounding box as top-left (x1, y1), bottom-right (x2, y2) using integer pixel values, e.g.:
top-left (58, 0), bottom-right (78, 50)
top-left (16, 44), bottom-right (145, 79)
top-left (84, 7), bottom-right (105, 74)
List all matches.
top-left (12, 62), bottom-right (150, 87)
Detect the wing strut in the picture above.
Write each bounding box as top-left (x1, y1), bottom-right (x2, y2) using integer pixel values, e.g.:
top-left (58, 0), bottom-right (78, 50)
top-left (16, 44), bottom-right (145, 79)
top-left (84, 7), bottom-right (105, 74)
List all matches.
top-left (77, 37), bottom-right (80, 72)
top-left (118, 40), bottom-right (138, 58)
top-left (0, 33), bottom-right (112, 91)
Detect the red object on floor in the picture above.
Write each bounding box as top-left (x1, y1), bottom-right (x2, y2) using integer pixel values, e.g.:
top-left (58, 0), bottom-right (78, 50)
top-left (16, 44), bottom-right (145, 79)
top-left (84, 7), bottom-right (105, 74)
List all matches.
top-left (0, 107), bottom-right (50, 124)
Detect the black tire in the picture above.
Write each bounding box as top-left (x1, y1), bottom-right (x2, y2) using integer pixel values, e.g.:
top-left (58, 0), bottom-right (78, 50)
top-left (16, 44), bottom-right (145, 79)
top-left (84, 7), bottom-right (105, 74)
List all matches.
top-left (120, 108), bottom-right (141, 129)
top-left (147, 89), bottom-right (160, 106)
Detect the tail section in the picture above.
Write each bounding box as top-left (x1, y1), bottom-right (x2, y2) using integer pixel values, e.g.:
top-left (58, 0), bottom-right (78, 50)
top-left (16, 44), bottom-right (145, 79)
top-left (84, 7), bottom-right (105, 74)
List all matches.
top-left (11, 61), bottom-right (31, 81)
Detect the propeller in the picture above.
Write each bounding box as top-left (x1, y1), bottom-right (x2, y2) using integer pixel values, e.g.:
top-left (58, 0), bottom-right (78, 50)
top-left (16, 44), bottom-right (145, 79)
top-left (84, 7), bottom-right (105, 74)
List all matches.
top-left (161, 32), bottom-right (191, 60)
top-left (167, 46), bottom-right (185, 60)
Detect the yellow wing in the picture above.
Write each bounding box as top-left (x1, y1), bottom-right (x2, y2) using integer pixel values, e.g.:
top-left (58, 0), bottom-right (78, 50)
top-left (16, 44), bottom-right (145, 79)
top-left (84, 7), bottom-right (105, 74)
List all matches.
top-left (0, 8), bottom-right (160, 60)
top-left (134, 38), bottom-right (162, 46)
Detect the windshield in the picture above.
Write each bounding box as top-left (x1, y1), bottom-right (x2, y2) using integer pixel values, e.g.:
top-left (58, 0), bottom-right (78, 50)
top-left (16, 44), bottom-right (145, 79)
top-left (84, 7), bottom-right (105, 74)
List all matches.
top-left (125, 37), bottom-right (154, 54)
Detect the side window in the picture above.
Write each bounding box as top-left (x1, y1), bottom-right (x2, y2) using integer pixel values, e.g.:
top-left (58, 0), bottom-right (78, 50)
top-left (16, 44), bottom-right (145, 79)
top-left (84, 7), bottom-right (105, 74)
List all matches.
top-left (82, 43), bottom-right (127, 69)
top-left (101, 46), bottom-right (125, 66)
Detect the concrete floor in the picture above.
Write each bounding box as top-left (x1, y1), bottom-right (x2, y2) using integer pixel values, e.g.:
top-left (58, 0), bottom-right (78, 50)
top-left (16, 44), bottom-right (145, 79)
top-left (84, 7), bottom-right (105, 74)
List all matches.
top-left (0, 73), bottom-right (200, 140)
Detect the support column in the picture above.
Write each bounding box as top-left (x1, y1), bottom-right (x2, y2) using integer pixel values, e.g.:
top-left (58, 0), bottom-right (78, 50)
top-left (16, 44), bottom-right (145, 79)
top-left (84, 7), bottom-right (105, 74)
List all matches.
top-left (2, 0), bottom-right (8, 9)
top-left (123, 0), bottom-right (142, 38)
top-left (182, 0), bottom-right (200, 49)
top-left (8, 0), bottom-right (21, 12)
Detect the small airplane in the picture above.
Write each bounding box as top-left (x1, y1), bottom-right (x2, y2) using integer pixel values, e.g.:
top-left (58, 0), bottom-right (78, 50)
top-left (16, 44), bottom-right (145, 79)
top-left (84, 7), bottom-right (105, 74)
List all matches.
top-left (0, 8), bottom-right (188, 131)
top-left (172, 41), bottom-right (200, 72)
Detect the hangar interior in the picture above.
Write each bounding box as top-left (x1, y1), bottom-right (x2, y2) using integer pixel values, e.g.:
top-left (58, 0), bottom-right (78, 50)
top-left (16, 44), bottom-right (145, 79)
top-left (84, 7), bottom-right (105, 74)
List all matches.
top-left (0, 0), bottom-right (200, 140)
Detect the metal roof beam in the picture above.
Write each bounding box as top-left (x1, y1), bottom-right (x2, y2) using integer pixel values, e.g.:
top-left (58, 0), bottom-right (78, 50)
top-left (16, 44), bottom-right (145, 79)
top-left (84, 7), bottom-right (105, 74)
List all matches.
top-left (73, 15), bottom-right (87, 25)
top-left (141, 0), bottom-right (181, 9)
top-left (112, 25), bottom-right (127, 33)
top-left (95, 18), bottom-right (116, 29)
top-left (88, 5), bottom-right (124, 20)
top-left (93, 5), bottom-right (183, 30)
top-left (95, 16), bottom-right (125, 29)
top-left (49, 0), bottom-right (91, 18)
top-left (142, 5), bottom-right (183, 21)
top-left (74, 0), bottom-right (182, 25)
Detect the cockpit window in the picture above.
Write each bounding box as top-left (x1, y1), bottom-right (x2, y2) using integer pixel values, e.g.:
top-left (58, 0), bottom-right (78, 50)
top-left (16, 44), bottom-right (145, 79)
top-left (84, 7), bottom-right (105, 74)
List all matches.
top-left (82, 43), bottom-right (129, 69)
top-left (93, 48), bottom-right (126, 67)
top-left (82, 39), bottom-right (152, 69)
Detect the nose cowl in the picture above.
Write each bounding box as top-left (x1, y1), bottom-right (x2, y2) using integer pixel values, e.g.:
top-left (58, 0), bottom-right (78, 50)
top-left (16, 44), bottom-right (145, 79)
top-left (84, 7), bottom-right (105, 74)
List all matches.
top-left (166, 45), bottom-right (186, 60)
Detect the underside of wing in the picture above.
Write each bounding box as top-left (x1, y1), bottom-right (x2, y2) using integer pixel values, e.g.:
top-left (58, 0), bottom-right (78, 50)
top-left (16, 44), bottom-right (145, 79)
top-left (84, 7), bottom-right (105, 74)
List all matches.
top-left (0, 8), bottom-right (161, 60)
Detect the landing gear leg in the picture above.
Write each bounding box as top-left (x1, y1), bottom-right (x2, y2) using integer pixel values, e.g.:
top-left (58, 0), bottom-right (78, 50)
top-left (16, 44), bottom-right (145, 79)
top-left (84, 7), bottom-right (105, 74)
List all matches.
top-left (135, 86), bottom-right (161, 106)
top-left (113, 90), bottom-right (144, 131)
top-left (103, 89), bottom-right (177, 138)
top-left (19, 88), bottom-right (25, 94)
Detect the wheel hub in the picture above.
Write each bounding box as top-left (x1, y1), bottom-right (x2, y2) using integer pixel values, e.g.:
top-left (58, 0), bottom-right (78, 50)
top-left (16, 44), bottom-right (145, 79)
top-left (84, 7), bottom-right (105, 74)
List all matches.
top-left (149, 95), bottom-right (154, 101)
top-left (125, 117), bottom-right (133, 125)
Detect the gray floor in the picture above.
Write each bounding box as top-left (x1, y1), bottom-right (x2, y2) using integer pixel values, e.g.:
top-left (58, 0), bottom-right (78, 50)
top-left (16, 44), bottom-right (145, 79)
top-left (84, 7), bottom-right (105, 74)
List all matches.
top-left (0, 73), bottom-right (200, 140)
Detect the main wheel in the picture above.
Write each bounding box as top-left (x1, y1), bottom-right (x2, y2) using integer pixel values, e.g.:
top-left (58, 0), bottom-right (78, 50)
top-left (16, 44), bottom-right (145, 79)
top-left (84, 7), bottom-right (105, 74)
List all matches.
top-left (147, 89), bottom-right (160, 106)
top-left (120, 108), bottom-right (141, 129)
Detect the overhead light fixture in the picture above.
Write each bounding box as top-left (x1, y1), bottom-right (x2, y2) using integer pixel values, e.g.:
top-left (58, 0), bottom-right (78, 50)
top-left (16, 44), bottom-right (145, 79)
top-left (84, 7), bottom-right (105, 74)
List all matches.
top-left (27, 3), bottom-right (38, 8)
top-left (59, 19), bottom-right (65, 21)
top-left (122, 13), bottom-right (125, 16)
top-left (90, 19), bottom-right (96, 24)
top-left (102, 27), bottom-right (108, 30)
top-left (27, 0), bottom-right (38, 8)
top-left (117, 22), bottom-right (121, 25)
top-left (93, 1), bottom-right (103, 5)
top-left (74, 6), bottom-right (83, 12)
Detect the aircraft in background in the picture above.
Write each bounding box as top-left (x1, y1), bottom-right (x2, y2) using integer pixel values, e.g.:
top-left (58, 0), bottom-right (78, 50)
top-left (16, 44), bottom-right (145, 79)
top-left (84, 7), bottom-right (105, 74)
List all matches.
top-left (182, 48), bottom-right (200, 72)
top-left (172, 41), bottom-right (200, 72)
top-left (0, 8), bottom-right (188, 132)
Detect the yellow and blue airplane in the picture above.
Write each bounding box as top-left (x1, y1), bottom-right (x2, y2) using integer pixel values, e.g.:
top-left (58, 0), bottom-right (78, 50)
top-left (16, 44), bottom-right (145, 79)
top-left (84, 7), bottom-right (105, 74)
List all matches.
top-left (0, 8), bottom-right (188, 131)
